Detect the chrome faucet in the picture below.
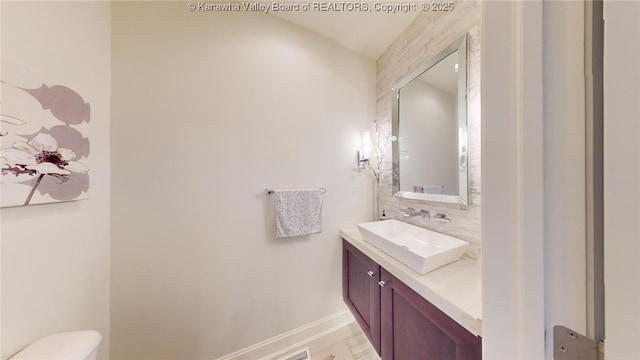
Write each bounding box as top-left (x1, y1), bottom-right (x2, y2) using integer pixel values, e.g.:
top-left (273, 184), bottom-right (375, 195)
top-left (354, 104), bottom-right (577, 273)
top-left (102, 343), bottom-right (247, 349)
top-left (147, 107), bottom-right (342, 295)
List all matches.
top-left (401, 207), bottom-right (430, 218)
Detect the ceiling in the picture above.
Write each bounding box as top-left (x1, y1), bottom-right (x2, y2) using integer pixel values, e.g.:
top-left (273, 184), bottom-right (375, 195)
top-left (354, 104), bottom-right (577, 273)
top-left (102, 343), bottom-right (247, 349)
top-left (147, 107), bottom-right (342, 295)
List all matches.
top-left (270, 7), bottom-right (420, 59)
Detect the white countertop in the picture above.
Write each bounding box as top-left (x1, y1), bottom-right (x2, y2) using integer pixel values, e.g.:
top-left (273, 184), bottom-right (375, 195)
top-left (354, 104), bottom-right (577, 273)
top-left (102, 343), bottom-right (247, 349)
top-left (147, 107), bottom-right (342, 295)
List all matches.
top-left (340, 227), bottom-right (483, 336)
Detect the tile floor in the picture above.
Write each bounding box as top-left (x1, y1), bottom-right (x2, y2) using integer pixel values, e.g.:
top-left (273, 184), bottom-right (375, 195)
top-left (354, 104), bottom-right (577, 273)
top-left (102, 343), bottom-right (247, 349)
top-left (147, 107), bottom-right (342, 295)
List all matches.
top-left (267, 322), bottom-right (380, 360)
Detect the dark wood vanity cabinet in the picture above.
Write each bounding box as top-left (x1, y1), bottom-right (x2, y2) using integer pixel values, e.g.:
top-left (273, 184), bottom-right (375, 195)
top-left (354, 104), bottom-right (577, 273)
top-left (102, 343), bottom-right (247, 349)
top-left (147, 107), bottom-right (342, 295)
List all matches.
top-left (343, 239), bottom-right (482, 360)
top-left (343, 240), bottom-right (382, 354)
top-left (380, 268), bottom-right (482, 360)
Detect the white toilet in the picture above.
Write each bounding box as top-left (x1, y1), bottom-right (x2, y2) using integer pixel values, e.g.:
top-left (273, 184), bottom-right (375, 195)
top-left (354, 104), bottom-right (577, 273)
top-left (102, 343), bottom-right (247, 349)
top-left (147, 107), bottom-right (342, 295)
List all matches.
top-left (9, 330), bottom-right (102, 360)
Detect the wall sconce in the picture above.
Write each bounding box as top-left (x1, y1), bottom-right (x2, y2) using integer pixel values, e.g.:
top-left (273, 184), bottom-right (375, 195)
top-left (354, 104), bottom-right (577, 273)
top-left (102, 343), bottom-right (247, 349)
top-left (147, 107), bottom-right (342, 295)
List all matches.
top-left (358, 131), bottom-right (371, 167)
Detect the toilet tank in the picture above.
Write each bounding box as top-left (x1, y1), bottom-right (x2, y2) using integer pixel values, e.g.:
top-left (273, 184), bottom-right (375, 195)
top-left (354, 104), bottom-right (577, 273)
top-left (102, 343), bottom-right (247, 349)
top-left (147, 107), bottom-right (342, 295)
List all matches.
top-left (9, 331), bottom-right (102, 360)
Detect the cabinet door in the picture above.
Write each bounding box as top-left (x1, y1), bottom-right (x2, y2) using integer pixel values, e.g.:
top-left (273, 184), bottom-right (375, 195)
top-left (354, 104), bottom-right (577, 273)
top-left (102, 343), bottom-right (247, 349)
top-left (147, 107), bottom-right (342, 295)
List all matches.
top-left (343, 240), bottom-right (381, 354)
top-left (380, 268), bottom-right (481, 360)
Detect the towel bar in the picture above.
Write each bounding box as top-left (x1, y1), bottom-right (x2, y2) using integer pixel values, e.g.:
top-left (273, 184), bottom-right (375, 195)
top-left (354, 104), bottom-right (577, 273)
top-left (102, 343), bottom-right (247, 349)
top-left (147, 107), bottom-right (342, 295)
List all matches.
top-left (265, 188), bottom-right (327, 195)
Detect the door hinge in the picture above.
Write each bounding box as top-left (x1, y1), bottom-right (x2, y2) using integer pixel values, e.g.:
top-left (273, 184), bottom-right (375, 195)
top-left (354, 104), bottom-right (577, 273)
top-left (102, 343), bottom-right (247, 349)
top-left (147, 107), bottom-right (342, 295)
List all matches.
top-left (554, 325), bottom-right (598, 360)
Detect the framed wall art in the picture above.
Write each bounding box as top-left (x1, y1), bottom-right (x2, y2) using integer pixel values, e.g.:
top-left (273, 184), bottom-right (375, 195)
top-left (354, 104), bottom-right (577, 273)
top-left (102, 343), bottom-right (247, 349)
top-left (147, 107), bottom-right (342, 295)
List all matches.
top-left (1, 59), bottom-right (90, 208)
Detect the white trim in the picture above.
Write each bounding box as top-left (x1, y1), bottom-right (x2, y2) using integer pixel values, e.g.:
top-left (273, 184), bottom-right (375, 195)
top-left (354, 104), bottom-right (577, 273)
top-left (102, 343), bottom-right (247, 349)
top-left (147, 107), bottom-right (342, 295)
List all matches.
top-left (519, 1), bottom-right (545, 357)
top-left (481, 1), bottom-right (545, 359)
top-left (214, 311), bottom-right (354, 360)
top-left (542, 2), bottom-right (588, 359)
top-left (603, 0), bottom-right (640, 358)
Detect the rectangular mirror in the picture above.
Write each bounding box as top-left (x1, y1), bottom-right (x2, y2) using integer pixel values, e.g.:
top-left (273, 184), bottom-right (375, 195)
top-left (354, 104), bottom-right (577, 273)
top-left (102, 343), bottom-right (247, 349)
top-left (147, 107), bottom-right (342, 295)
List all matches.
top-left (391, 34), bottom-right (469, 205)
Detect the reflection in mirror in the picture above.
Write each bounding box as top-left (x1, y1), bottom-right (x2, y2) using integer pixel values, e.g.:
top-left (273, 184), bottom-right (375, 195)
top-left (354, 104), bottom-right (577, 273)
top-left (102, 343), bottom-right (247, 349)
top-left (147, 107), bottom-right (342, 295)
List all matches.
top-left (392, 34), bottom-right (469, 204)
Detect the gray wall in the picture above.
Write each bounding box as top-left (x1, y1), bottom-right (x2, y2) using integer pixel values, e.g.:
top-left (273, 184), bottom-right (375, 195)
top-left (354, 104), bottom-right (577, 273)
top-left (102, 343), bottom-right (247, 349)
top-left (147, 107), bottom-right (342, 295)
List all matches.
top-left (110, 2), bottom-right (375, 358)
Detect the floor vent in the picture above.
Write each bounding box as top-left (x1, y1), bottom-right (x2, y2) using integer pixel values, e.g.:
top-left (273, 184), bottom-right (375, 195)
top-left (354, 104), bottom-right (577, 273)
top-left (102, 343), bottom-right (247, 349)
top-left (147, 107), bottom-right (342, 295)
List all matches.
top-left (277, 347), bottom-right (311, 360)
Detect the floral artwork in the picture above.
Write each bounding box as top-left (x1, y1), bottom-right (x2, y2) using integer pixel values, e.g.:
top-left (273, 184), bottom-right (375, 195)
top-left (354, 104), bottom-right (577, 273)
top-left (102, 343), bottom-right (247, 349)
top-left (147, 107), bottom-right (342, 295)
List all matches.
top-left (0, 59), bottom-right (90, 207)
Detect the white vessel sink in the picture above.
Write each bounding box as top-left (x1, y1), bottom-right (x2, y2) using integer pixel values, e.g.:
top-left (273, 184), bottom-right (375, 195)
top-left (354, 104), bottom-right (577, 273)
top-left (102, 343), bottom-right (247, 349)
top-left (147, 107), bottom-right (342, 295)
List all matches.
top-left (357, 220), bottom-right (468, 275)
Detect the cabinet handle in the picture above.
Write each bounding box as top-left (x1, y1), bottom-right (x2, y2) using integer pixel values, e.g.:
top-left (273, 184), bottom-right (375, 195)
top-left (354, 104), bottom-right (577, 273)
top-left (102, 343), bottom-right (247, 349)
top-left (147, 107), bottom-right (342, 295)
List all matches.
top-left (378, 280), bottom-right (388, 287)
top-left (367, 270), bottom-right (376, 277)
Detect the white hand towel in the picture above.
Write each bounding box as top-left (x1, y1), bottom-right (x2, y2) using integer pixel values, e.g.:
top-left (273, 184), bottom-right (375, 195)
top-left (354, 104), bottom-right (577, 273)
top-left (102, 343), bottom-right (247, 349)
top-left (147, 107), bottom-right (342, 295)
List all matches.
top-left (274, 189), bottom-right (324, 238)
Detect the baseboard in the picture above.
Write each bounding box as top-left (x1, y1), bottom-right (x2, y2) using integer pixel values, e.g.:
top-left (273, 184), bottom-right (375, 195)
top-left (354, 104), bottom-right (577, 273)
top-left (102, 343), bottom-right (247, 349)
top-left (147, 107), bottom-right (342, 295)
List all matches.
top-left (215, 310), bottom-right (354, 360)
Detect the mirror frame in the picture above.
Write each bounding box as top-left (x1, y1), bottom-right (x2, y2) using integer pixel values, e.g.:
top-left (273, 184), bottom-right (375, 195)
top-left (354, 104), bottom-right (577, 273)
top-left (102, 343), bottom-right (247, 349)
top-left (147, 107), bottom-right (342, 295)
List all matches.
top-left (391, 33), bottom-right (469, 205)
